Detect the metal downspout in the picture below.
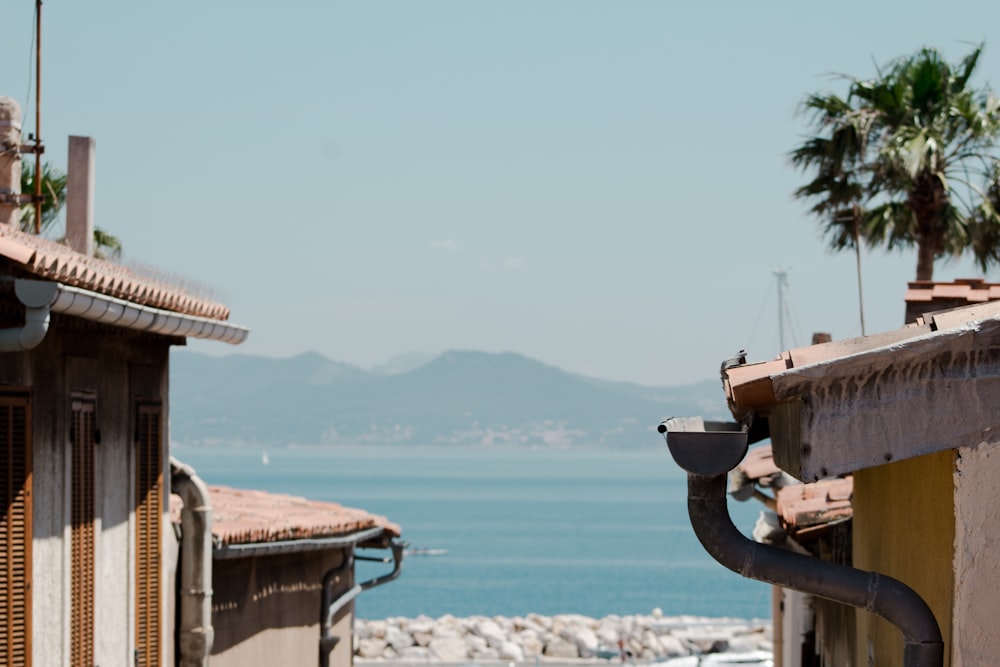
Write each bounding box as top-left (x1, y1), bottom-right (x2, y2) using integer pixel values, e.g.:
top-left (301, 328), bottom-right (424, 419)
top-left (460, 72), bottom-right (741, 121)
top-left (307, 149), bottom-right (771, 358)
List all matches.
top-left (0, 279), bottom-right (58, 351)
top-left (319, 541), bottom-right (405, 667)
top-left (171, 457), bottom-right (214, 667)
top-left (660, 418), bottom-right (943, 667)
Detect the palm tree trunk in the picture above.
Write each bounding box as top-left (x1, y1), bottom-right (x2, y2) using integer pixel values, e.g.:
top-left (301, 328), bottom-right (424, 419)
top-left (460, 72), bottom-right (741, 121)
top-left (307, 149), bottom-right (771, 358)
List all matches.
top-left (915, 240), bottom-right (936, 281)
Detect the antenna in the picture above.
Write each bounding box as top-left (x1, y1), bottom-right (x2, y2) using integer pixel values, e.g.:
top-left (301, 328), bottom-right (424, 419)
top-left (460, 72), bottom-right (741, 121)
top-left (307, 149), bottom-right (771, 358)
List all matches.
top-left (774, 268), bottom-right (788, 351)
top-left (33, 0), bottom-right (42, 233)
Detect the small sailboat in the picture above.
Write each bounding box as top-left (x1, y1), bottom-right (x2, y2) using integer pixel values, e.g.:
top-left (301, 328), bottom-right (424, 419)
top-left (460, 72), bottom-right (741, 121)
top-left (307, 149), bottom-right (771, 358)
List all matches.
top-left (261, 451), bottom-right (270, 466)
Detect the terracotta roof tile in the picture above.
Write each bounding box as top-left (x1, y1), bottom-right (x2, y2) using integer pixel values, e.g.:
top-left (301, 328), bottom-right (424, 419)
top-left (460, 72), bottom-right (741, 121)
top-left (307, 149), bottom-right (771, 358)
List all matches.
top-left (905, 278), bottom-right (1000, 307)
top-left (737, 445), bottom-right (782, 483)
top-left (723, 292), bottom-right (1000, 415)
top-left (0, 226), bottom-right (232, 320)
top-left (171, 485), bottom-right (401, 547)
top-left (776, 477), bottom-right (853, 541)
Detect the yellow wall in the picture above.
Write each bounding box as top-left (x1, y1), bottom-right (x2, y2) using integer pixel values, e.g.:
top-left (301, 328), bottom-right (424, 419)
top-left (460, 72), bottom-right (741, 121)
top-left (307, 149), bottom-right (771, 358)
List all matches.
top-left (852, 450), bottom-right (954, 667)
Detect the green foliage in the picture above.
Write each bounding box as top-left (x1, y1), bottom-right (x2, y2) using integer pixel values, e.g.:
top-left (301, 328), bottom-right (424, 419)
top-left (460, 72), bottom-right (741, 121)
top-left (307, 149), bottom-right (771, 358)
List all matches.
top-left (19, 161), bottom-right (66, 234)
top-left (791, 44), bottom-right (1000, 280)
top-left (19, 161), bottom-right (123, 259)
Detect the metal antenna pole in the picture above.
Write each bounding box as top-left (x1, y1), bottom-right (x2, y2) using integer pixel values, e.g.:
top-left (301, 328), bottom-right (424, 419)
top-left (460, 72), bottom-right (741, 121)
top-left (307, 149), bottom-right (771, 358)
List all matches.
top-left (33, 0), bottom-right (42, 234)
top-left (774, 269), bottom-right (787, 352)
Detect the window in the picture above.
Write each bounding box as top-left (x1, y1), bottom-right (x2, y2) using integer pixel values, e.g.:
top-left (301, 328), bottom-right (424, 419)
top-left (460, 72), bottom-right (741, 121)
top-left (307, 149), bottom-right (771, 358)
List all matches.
top-left (71, 393), bottom-right (96, 667)
top-left (0, 391), bottom-right (32, 667)
top-left (134, 401), bottom-right (162, 667)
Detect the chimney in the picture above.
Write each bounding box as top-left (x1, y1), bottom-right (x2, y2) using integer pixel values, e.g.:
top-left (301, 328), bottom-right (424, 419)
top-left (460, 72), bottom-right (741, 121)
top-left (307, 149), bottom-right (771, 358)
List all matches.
top-left (66, 135), bottom-right (95, 255)
top-left (0, 97), bottom-right (22, 228)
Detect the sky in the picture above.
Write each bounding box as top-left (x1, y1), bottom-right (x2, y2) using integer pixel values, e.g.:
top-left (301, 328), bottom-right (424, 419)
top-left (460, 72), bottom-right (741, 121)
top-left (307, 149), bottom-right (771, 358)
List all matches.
top-left (3, 1), bottom-right (1000, 386)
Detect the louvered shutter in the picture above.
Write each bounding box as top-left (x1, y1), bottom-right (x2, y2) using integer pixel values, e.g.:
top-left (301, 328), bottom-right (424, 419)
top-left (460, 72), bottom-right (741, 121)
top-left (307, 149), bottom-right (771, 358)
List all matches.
top-left (0, 391), bottom-right (32, 667)
top-left (70, 395), bottom-right (96, 667)
top-left (134, 402), bottom-right (162, 667)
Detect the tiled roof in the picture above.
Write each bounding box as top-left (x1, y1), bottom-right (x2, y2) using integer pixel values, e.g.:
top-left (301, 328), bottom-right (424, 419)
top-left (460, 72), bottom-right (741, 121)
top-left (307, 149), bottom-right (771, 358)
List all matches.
top-left (735, 445), bottom-right (853, 543)
top-left (904, 278), bottom-right (1000, 304)
top-left (775, 477), bottom-right (853, 541)
top-left (172, 485), bottom-right (401, 547)
top-left (0, 226), bottom-right (231, 320)
top-left (723, 297), bottom-right (1000, 415)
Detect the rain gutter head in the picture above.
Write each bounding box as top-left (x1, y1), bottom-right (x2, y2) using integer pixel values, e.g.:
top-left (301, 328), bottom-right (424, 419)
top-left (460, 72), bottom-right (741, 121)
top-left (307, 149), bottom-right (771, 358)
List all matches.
top-left (659, 415), bottom-right (944, 667)
top-left (658, 417), bottom-right (748, 476)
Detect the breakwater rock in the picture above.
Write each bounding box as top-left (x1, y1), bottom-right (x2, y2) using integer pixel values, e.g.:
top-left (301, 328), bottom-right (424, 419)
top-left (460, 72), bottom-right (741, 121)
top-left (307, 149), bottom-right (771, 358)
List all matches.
top-left (354, 611), bottom-right (771, 662)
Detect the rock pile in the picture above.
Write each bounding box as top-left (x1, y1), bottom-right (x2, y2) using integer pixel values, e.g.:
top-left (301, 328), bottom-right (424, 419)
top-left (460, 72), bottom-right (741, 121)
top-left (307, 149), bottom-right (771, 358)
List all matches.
top-left (354, 611), bottom-right (771, 662)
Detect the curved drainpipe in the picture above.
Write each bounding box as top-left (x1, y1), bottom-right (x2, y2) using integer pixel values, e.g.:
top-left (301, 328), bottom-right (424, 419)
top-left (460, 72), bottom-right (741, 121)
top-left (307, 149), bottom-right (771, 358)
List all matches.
top-left (0, 279), bottom-right (59, 351)
top-left (319, 541), bottom-right (405, 667)
top-left (171, 457), bottom-right (214, 667)
top-left (660, 418), bottom-right (943, 667)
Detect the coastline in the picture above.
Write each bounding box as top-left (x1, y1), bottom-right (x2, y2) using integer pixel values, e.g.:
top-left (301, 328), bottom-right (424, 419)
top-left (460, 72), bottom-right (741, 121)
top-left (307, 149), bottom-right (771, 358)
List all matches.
top-left (354, 612), bottom-right (772, 664)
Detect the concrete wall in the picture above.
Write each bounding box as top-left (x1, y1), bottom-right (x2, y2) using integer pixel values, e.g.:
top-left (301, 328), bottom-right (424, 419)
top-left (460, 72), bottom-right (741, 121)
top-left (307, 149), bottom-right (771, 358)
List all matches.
top-left (951, 438), bottom-right (1000, 667)
top-left (852, 451), bottom-right (955, 667)
top-left (0, 303), bottom-right (172, 667)
top-left (210, 548), bottom-right (354, 667)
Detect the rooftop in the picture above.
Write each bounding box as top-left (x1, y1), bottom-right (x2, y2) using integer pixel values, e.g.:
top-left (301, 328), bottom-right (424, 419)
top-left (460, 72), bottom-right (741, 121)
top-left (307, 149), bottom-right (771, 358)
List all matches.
top-left (172, 485), bottom-right (401, 548)
top-left (0, 225), bottom-right (232, 321)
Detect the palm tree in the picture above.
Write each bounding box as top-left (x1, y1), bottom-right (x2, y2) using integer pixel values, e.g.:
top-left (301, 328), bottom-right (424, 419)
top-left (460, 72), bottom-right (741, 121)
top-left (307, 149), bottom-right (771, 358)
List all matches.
top-left (19, 161), bottom-right (66, 234)
top-left (20, 161), bottom-right (123, 259)
top-left (791, 44), bottom-right (1000, 281)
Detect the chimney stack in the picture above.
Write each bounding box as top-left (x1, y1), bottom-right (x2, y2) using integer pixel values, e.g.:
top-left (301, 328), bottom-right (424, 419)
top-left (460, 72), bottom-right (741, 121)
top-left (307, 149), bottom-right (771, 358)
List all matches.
top-left (66, 136), bottom-right (95, 255)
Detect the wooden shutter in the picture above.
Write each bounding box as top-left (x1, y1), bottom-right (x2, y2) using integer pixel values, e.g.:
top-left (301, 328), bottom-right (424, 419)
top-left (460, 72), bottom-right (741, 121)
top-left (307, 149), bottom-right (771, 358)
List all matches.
top-left (134, 401), bottom-right (162, 667)
top-left (0, 391), bottom-right (32, 667)
top-left (70, 394), bottom-right (96, 667)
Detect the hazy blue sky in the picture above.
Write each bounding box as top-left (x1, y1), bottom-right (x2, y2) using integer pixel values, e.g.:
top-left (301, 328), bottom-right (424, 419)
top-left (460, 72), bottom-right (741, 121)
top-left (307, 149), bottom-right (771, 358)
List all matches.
top-left (3, 1), bottom-right (1000, 385)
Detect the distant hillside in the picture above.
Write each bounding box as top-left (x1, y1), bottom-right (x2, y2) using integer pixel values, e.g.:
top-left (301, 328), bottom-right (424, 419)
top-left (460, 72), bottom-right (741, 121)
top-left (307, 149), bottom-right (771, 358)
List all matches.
top-left (169, 349), bottom-right (729, 448)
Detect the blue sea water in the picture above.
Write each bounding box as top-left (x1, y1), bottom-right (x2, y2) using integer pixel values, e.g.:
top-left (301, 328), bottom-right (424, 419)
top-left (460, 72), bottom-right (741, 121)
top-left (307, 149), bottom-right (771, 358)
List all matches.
top-left (172, 444), bottom-right (770, 622)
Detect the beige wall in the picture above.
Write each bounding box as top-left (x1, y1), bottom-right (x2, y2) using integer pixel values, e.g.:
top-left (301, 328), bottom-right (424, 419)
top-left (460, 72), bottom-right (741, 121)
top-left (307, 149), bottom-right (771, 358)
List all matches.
top-left (211, 548), bottom-right (354, 667)
top-left (852, 450), bottom-right (955, 667)
top-left (951, 438), bottom-right (1000, 667)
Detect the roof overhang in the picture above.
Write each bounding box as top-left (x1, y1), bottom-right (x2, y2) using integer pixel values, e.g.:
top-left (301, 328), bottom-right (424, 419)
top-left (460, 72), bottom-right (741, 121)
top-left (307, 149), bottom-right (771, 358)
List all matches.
top-left (724, 300), bottom-right (1000, 481)
top-left (17, 278), bottom-right (248, 344)
top-left (212, 526), bottom-right (389, 560)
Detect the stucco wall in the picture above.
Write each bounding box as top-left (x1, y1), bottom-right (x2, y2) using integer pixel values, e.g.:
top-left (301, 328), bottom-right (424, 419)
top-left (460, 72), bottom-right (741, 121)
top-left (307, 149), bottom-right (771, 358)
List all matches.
top-left (951, 439), bottom-right (1000, 667)
top-left (210, 548), bottom-right (353, 667)
top-left (0, 310), bottom-right (171, 667)
top-left (852, 450), bottom-right (955, 667)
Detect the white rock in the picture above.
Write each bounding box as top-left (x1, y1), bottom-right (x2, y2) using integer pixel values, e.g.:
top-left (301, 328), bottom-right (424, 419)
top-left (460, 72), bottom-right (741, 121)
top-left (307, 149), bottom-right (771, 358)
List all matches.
top-left (519, 633), bottom-right (543, 658)
top-left (385, 626), bottom-right (414, 651)
top-left (573, 627), bottom-right (600, 657)
top-left (408, 618), bottom-right (435, 635)
top-left (356, 638), bottom-right (388, 658)
top-left (413, 631), bottom-right (432, 647)
top-left (431, 620), bottom-right (463, 639)
top-left (473, 618), bottom-right (507, 648)
top-left (659, 634), bottom-right (689, 657)
top-left (642, 630), bottom-right (664, 655)
top-left (465, 634), bottom-right (488, 654)
top-left (544, 636), bottom-right (579, 658)
top-left (499, 641), bottom-right (524, 661)
top-left (360, 620), bottom-right (386, 639)
top-left (429, 637), bottom-right (468, 661)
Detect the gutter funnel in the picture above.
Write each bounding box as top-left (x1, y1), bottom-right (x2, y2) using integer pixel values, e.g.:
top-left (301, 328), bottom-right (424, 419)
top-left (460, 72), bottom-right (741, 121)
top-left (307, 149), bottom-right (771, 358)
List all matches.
top-left (0, 279), bottom-right (59, 351)
top-left (659, 417), bottom-right (943, 667)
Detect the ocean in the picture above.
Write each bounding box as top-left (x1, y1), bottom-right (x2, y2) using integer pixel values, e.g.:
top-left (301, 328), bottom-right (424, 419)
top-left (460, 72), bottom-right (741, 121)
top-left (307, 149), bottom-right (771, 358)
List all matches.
top-left (172, 444), bottom-right (771, 622)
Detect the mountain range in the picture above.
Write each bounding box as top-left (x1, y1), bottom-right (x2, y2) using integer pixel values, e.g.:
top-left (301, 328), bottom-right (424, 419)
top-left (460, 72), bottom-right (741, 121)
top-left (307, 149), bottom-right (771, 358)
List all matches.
top-left (169, 349), bottom-right (730, 448)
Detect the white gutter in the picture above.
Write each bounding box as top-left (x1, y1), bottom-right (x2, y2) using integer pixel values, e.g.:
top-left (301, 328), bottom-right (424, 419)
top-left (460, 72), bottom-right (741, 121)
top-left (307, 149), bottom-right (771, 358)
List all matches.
top-left (0, 278), bottom-right (248, 352)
